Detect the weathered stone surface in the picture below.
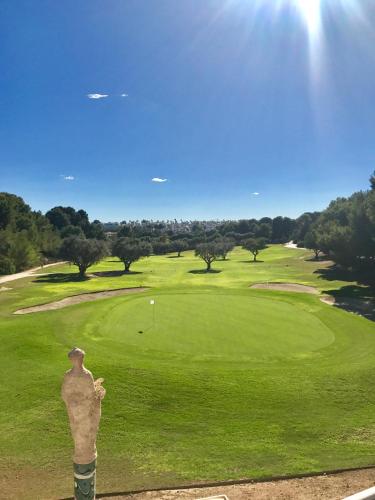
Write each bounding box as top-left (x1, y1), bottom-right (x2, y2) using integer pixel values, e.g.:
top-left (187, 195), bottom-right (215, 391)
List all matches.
top-left (62, 348), bottom-right (105, 499)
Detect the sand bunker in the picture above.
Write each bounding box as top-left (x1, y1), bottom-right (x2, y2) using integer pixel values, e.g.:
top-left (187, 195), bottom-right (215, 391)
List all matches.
top-left (251, 283), bottom-right (319, 294)
top-left (14, 287), bottom-right (148, 315)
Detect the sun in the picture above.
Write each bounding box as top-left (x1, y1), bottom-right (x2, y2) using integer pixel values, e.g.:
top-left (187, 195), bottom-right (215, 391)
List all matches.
top-left (294, 0), bottom-right (322, 38)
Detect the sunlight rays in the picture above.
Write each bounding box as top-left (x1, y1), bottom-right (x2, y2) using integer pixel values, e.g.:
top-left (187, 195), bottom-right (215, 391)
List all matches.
top-left (294, 0), bottom-right (322, 40)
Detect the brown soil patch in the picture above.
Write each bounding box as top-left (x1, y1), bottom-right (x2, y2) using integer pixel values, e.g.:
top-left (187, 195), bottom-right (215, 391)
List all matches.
top-left (251, 283), bottom-right (319, 294)
top-left (0, 286), bottom-right (11, 292)
top-left (102, 468), bottom-right (375, 500)
top-left (14, 287), bottom-right (148, 315)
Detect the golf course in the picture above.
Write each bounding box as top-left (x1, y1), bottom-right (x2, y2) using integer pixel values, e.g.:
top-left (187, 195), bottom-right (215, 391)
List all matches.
top-left (0, 245), bottom-right (374, 499)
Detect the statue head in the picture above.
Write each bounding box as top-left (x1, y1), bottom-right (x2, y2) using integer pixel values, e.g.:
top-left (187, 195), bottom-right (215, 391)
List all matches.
top-left (68, 347), bottom-right (85, 368)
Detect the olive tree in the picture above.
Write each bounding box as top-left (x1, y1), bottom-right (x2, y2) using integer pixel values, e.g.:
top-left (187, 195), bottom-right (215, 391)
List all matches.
top-left (60, 237), bottom-right (108, 277)
top-left (112, 237), bottom-right (152, 272)
top-left (304, 231), bottom-right (321, 260)
top-left (172, 239), bottom-right (188, 257)
top-left (195, 242), bottom-right (219, 271)
top-left (215, 238), bottom-right (235, 260)
top-left (242, 237), bottom-right (267, 262)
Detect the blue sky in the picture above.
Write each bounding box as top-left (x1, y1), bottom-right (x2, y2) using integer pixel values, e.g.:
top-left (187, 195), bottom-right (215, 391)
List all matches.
top-left (1, 0), bottom-right (375, 221)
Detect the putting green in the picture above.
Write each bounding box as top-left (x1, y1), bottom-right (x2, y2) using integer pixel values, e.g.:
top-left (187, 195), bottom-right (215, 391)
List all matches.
top-left (97, 293), bottom-right (334, 361)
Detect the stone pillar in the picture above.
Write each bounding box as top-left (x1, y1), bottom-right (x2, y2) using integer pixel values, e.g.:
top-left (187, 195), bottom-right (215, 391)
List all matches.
top-left (62, 348), bottom-right (106, 500)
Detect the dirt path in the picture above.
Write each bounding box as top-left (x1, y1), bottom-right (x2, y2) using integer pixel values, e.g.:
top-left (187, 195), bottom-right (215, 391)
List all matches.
top-left (14, 287), bottom-right (148, 314)
top-left (251, 283), bottom-right (319, 294)
top-left (0, 261), bottom-right (66, 285)
top-left (101, 468), bottom-right (375, 500)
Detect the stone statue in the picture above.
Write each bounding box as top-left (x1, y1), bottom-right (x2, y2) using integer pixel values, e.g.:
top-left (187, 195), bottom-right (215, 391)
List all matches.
top-left (62, 348), bottom-right (106, 500)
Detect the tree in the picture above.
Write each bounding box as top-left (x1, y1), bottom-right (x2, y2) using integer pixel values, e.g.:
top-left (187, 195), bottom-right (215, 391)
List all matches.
top-left (86, 221), bottom-right (106, 240)
top-left (256, 223), bottom-right (272, 240)
top-left (172, 239), bottom-right (188, 257)
top-left (152, 240), bottom-right (171, 255)
top-left (60, 225), bottom-right (85, 239)
top-left (215, 238), bottom-right (235, 260)
top-left (0, 197), bottom-right (11, 230)
top-left (271, 216), bottom-right (296, 243)
top-left (45, 207), bottom-right (70, 230)
top-left (0, 256), bottom-right (15, 275)
top-left (9, 232), bottom-right (40, 271)
top-left (0, 193), bottom-right (59, 274)
top-left (195, 242), bottom-right (219, 271)
top-left (112, 238), bottom-right (152, 272)
top-left (60, 237), bottom-right (108, 277)
top-left (370, 170), bottom-right (375, 190)
top-left (118, 224), bottom-right (133, 238)
top-left (304, 231), bottom-right (321, 259)
top-left (242, 237), bottom-right (267, 262)
top-left (46, 206), bottom-right (92, 237)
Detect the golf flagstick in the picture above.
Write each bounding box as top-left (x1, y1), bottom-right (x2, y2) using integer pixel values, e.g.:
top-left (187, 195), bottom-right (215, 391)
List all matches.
top-left (150, 299), bottom-right (155, 328)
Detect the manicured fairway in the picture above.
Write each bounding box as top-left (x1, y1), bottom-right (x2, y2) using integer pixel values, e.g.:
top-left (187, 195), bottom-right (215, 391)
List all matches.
top-left (0, 246), bottom-right (374, 499)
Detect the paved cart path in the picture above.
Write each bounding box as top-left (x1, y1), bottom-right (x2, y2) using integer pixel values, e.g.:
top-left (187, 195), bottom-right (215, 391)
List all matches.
top-left (0, 261), bottom-right (66, 285)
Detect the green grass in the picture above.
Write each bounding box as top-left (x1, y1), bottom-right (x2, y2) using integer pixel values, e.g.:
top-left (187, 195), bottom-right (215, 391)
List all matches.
top-left (0, 245), bottom-right (374, 499)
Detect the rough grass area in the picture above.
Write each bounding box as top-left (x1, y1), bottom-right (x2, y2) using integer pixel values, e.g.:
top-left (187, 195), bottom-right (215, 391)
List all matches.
top-left (0, 245), bottom-right (374, 499)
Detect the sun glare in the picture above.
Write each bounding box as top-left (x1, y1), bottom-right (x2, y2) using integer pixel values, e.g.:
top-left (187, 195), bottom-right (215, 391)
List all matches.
top-left (294, 0), bottom-right (322, 39)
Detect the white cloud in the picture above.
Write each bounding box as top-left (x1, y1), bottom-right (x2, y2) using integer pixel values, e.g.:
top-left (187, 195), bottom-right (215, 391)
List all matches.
top-left (61, 175), bottom-right (75, 181)
top-left (152, 177), bottom-right (168, 183)
top-left (121, 93), bottom-right (128, 97)
top-left (87, 93), bottom-right (108, 99)
top-left (252, 192), bottom-right (260, 196)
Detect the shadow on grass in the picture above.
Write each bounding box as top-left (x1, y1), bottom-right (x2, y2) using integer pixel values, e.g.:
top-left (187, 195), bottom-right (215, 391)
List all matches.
top-left (315, 263), bottom-right (375, 287)
top-left (304, 256), bottom-right (331, 262)
top-left (33, 273), bottom-right (89, 283)
top-left (323, 285), bottom-right (375, 322)
top-left (323, 285), bottom-right (374, 301)
top-left (189, 269), bottom-right (222, 274)
top-left (167, 255), bottom-right (184, 259)
top-left (316, 264), bottom-right (375, 321)
top-left (93, 270), bottom-right (143, 277)
top-left (240, 260), bottom-right (264, 264)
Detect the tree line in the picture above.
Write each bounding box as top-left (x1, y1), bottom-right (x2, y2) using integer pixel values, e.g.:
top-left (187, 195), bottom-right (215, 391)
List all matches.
top-left (300, 172), bottom-right (375, 273)
top-left (1, 172), bottom-right (374, 276)
top-left (0, 194), bottom-right (59, 274)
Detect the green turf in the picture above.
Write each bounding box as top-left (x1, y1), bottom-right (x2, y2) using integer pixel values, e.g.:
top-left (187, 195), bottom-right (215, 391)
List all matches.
top-left (0, 245), bottom-right (374, 499)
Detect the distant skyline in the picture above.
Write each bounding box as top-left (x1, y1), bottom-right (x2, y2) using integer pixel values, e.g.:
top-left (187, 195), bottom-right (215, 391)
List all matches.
top-left (1, 0), bottom-right (375, 221)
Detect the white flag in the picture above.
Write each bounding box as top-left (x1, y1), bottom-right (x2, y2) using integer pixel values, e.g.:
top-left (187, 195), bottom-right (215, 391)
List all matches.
top-left (150, 299), bottom-right (155, 305)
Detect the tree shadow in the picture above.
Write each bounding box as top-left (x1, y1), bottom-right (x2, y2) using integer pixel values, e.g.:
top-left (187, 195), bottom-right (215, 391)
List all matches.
top-left (314, 264), bottom-right (375, 287)
top-left (189, 269), bottom-right (222, 274)
top-left (240, 260), bottom-right (264, 264)
top-left (167, 255), bottom-right (184, 259)
top-left (316, 263), bottom-right (375, 321)
top-left (33, 273), bottom-right (89, 283)
top-left (323, 285), bottom-right (374, 301)
top-left (322, 285), bottom-right (375, 322)
top-left (93, 270), bottom-right (143, 277)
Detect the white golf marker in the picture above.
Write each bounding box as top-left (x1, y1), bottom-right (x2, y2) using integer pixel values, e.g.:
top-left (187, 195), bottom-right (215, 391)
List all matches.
top-left (150, 299), bottom-right (156, 328)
